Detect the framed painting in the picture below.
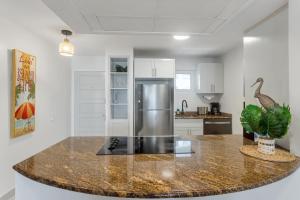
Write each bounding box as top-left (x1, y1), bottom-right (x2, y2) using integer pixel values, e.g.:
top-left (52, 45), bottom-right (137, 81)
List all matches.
top-left (11, 49), bottom-right (36, 138)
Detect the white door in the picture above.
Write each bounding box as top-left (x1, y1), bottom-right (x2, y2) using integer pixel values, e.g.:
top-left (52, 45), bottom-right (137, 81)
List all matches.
top-left (74, 71), bottom-right (106, 136)
top-left (134, 58), bottom-right (154, 78)
top-left (154, 59), bottom-right (175, 78)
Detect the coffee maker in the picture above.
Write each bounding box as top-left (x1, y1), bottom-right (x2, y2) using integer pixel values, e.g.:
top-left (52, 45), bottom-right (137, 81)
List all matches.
top-left (210, 102), bottom-right (221, 115)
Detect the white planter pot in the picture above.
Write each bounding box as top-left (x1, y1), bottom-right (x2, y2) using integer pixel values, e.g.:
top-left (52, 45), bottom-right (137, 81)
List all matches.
top-left (258, 137), bottom-right (275, 154)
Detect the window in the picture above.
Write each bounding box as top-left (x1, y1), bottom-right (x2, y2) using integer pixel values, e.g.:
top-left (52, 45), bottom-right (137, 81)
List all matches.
top-left (176, 73), bottom-right (191, 90)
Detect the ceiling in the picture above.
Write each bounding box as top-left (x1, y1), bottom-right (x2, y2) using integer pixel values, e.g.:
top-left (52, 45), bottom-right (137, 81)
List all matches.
top-left (42, 0), bottom-right (251, 35)
top-left (0, 0), bottom-right (288, 57)
top-left (40, 0), bottom-right (288, 56)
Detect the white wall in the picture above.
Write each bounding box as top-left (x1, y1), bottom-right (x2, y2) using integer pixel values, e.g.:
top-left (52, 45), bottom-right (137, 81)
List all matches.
top-left (71, 56), bottom-right (105, 71)
top-left (220, 44), bottom-right (244, 134)
top-left (289, 0), bottom-right (300, 156)
top-left (243, 6), bottom-right (289, 148)
top-left (175, 56), bottom-right (221, 112)
top-left (0, 17), bottom-right (71, 198)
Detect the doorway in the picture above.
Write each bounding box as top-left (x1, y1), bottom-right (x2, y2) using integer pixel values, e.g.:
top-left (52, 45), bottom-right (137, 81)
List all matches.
top-left (74, 71), bottom-right (106, 136)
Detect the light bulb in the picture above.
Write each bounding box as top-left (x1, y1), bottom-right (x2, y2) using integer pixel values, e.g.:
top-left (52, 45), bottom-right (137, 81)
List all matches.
top-left (59, 38), bottom-right (74, 57)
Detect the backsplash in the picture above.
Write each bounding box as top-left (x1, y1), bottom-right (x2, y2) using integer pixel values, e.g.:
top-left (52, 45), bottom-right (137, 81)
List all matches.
top-left (174, 92), bottom-right (221, 112)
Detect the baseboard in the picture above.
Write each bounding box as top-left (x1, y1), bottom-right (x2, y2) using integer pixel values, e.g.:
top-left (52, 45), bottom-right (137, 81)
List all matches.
top-left (0, 188), bottom-right (15, 200)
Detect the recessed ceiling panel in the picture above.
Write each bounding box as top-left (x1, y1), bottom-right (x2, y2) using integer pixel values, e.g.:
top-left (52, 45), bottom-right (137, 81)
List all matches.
top-left (42, 0), bottom-right (253, 34)
top-left (218, 0), bottom-right (249, 19)
top-left (83, 14), bottom-right (103, 32)
top-left (73, 0), bottom-right (157, 17)
top-left (156, 0), bottom-right (229, 18)
top-left (154, 18), bottom-right (214, 33)
top-left (98, 17), bottom-right (154, 32)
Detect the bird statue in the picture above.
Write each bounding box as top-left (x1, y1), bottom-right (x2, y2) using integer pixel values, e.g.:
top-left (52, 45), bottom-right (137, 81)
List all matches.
top-left (251, 77), bottom-right (278, 109)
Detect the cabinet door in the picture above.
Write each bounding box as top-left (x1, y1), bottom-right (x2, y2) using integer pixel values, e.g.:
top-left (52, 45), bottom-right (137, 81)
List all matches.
top-left (134, 58), bottom-right (154, 78)
top-left (197, 63), bottom-right (215, 93)
top-left (175, 119), bottom-right (203, 136)
top-left (154, 59), bottom-right (175, 78)
top-left (213, 63), bottom-right (224, 93)
top-left (174, 127), bottom-right (189, 137)
top-left (197, 63), bottom-right (223, 93)
top-left (190, 128), bottom-right (203, 136)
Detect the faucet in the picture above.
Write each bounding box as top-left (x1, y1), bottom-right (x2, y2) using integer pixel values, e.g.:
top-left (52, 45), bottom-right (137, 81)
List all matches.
top-left (181, 100), bottom-right (188, 114)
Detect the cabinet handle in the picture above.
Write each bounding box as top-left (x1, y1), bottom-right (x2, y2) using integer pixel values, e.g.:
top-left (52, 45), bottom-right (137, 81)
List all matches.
top-left (213, 84), bottom-right (215, 93)
top-left (152, 68), bottom-right (155, 77)
top-left (211, 84), bottom-right (213, 93)
top-left (155, 68), bottom-right (157, 77)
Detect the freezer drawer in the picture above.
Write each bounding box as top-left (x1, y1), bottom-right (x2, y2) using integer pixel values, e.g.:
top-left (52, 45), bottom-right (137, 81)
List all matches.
top-left (203, 118), bottom-right (232, 135)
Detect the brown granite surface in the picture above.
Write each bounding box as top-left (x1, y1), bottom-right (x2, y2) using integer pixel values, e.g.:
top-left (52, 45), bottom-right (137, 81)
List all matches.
top-left (13, 135), bottom-right (300, 198)
top-left (175, 112), bottom-right (232, 119)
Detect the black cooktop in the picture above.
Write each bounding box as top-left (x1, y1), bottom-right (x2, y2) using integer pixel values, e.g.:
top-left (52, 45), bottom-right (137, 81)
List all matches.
top-left (97, 136), bottom-right (194, 155)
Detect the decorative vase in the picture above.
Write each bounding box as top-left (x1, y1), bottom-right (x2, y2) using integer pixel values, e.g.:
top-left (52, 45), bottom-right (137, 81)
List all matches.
top-left (257, 137), bottom-right (275, 155)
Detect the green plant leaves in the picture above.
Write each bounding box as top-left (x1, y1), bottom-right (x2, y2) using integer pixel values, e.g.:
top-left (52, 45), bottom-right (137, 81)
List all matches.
top-left (240, 105), bottom-right (265, 135)
top-left (240, 104), bottom-right (292, 139)
top-left (264, 105), bottom-right (291, 139)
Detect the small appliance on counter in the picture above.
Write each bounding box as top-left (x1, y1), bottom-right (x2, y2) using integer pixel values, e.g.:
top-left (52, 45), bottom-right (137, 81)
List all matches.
top-left (210, 102), bottom-right (221, 115)
top-left (197, 107), bottom-right (208, 115)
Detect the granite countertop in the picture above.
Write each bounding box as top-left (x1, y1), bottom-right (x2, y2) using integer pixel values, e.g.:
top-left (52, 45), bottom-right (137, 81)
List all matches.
top-left (13, 135), bottom-right (300, 198)
top-left (175, 112), bottom-right (232, 119)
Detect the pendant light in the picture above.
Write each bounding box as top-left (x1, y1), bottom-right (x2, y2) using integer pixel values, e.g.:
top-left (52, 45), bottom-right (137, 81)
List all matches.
top-left (59, 30), bottom-right (74, 57)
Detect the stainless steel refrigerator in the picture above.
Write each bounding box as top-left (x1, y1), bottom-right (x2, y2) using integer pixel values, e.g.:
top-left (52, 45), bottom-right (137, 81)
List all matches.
top-left (135, 79), bottom-right (174, 136)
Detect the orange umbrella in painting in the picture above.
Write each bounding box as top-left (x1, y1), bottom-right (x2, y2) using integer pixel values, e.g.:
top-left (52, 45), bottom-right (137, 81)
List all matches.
top-left (15, 102), bottom-right (35, 120)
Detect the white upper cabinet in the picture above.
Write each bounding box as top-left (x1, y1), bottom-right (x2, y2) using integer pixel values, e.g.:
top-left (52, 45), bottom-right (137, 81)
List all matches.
top-left (154, 59), bottom-right (175, 78)
top-left (196, 63), bottom-right (224, 94)
top-left (134, 58), bottom-right (175, 78)
top-left (134, 58), bottom-right (154, 78)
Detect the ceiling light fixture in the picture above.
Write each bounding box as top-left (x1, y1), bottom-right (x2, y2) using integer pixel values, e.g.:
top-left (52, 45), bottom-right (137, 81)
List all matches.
top-left (173, 35), bottom-right (190, 40)
top-left (59, 30), bottom-right (74, 57)
top-left (243, 37), bottom-right (260, 44)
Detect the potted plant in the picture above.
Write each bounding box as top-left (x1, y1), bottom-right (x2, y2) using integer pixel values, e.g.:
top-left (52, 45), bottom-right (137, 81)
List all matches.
top-left (240, 104), bottom-right (291, 154)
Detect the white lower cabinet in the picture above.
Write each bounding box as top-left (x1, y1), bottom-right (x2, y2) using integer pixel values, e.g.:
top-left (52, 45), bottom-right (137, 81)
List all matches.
top-left (174, 119), bottom-right (203, 136)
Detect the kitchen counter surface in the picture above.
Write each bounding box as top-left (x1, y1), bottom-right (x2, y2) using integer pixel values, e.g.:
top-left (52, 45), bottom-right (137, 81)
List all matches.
top-left (13, 135), bottom-right (300, 198)
top-left (175, 112), bottom-right (232, 119)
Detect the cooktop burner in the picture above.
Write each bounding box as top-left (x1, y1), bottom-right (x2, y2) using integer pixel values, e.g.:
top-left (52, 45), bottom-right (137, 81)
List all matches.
top-left (97, 136), bottom-right (194, 155)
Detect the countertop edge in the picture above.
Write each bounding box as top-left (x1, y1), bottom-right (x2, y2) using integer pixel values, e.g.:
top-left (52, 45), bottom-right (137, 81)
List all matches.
top-left (13, 153), bottom-right (300, 199)
top-left (174, 112), bottom-right (232, 120)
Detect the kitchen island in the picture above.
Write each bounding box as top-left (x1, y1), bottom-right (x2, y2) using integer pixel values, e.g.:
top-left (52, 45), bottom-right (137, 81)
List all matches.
top-left (14, 135), bottom-right (300, 200)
